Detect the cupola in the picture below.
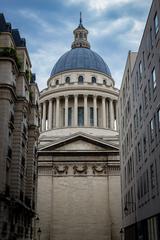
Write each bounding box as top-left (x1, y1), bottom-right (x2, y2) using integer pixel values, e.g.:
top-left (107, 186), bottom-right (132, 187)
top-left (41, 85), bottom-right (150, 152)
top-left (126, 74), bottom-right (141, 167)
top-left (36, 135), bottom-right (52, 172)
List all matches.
top-left (71, 12), bottom-right (90, 49)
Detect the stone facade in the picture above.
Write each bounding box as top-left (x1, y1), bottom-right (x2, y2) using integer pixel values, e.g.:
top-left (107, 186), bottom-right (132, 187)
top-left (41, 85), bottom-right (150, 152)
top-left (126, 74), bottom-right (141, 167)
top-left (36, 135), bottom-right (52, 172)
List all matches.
top-left (38, 17), bottom-right (121, 240)
top-left (119, 0), bottom-right (160, 239)
top-left (0, 14), bottom-right (39, 240)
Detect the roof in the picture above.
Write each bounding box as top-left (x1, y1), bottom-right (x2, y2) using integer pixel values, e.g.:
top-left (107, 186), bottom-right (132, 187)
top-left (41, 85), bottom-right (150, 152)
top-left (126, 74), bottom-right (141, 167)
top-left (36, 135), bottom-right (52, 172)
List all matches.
top-left (0, 13), bottom-right (26, 47)
top-left (50, 48), bottom-right (111, 77)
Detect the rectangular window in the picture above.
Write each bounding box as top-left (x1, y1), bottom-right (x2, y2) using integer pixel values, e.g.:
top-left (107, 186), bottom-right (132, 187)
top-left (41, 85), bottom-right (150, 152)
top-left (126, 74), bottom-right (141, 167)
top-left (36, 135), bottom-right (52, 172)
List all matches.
top-left (97, 108), bottom-right (99, 126)
top-left (154, 12), bottom-right (159, 35)
top-left (143, 134), bottom-right (147, 153)
top-left (138, 142), bottom-right (141, 162)
top-left (148, 79), bottom-right (151, 100)
top-left (157, 108), bottom-right (160, 130)
top-left (144, 86), bottom-right (148, 108)
top-left (136, 109), bottom-right (138, 129)
top-left (132, 83), bottom-right (135, 102)
top-left (78, 107), bottom-right (84, 126)
top-left (142, 51), bottom-right (145, 70)
top-left (136, 71), bottom-right (139, 89)
top-left (134, 114), bottom-right (137, 132)
top-left (90, 107), bottom-right (94, 126)
top-left (68, 107), bottom-right (72, 126)
top-left (152, 67), bottom-right (156, 90)
top-left (150, 28), bottom-right (153, 49)
top-left (150, 164), bottom-right (155, 189)
top-left (139, 105), bottom-right (142, 122)
top-left (139, 61), bottom-right (143, 80)
top-left (150, 118), bottom-right (154, 142)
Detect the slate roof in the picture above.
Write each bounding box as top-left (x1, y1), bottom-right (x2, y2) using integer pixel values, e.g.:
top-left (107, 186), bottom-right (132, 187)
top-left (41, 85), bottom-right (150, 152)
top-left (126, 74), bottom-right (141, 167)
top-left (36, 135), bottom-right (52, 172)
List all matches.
top-left (50, 48), bottom-right (111, 77)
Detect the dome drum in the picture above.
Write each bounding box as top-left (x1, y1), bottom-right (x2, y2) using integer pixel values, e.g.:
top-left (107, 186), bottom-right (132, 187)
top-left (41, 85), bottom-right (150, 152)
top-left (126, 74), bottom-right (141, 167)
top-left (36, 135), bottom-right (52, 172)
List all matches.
top-left (48, 70), bottom-right (114, 88)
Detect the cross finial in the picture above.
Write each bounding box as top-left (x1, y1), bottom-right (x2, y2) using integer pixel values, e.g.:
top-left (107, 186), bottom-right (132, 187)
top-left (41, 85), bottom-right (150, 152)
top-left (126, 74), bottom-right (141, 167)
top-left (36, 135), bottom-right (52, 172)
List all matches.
top-left (80, 12), bottom-right (82, 25)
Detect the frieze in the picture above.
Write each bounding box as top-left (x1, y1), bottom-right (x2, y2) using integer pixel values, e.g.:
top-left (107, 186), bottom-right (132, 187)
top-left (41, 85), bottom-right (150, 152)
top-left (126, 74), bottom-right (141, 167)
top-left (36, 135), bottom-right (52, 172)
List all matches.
top-left (92, 164), bottom-right (107, 174)
top-left (73, 165), bottom-right (88, 175)
top-left (38, 163), bottom-right (120, 176)
top-left (54, 165), bottom-right (68, 175)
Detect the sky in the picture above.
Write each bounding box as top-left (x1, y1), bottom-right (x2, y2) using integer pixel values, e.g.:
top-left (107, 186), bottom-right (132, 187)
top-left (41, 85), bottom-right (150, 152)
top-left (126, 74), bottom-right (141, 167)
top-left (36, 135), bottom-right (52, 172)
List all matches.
top-left (1, 0), bottom-right (152, 90)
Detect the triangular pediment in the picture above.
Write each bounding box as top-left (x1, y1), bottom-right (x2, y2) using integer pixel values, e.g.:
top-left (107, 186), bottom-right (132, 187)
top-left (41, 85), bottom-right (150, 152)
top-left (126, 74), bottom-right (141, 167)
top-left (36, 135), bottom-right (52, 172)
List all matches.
top-left (39, 132), bottom-right (119, 152)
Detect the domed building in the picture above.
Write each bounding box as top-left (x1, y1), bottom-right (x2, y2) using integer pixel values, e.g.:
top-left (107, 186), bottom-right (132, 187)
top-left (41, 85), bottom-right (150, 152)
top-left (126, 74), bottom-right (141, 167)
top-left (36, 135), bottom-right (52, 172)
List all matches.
top-left (37, 16), bottom-right (121, 240)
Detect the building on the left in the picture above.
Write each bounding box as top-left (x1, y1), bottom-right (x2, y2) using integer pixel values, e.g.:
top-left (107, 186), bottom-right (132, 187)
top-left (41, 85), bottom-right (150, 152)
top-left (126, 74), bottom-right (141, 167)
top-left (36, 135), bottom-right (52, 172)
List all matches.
top-left (0, 14), bottom-right (40, 240)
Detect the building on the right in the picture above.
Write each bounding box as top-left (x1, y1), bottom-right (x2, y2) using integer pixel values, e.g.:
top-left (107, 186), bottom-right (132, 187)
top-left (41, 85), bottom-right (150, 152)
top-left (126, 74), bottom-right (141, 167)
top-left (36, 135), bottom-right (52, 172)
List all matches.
top-left (119, 0), bottom-right (160, 239)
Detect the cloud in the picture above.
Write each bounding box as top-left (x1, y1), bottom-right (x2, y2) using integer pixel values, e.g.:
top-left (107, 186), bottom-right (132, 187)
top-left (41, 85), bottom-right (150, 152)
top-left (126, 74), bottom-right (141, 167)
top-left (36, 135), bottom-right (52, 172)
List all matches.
top-left (18, 9), bottom-right (56, 34)
top-left (30, 42), bottom-right (68, 90)
top-left (89, 17), bottom-right (133, 37)
top-left (65, 0), bottom-right (146, 13)
top-left (13, 1), bottom-right (151, 91)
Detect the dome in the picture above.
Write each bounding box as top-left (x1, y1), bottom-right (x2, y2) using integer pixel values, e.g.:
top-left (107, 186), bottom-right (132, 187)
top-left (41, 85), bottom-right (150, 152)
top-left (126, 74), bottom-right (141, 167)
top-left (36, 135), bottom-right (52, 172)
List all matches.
top-left (50, 48), bottom-right (111, 78)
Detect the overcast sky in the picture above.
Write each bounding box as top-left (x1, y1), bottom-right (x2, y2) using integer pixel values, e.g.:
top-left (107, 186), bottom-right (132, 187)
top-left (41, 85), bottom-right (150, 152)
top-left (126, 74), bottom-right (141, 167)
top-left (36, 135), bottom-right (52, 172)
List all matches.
top-left (1, 0), bottom-right (152, 90)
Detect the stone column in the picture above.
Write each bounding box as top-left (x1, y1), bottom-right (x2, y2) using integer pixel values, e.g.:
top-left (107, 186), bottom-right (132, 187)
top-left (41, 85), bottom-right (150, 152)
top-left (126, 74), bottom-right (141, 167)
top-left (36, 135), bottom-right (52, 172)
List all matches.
top-left (84, 95), bottom-right (88, 127)
top-left (93, 95), bottom-right (97, 127)
top-left (52, 100), bottom-right (55, 128)
top-left (102, 97), bottom-right (106, 128)
top-left (115, 100), bottom-right (119, 131)
top-left (56, 97), bottom-right (60, 128)
top-left (39, 103), bottom-right (42, 132)
top-left (74, 95), bottom-right (78, 127)
top-left (106, 99), bottom-right (109, 128)
top-left (48, 99), bottom-right (52, 130)
top-left (65, 96), bottom-right (68, 127)
top-left (109, 98), bottom-right (114, 129)
top-left (42, 101), bottom-right (46, 131)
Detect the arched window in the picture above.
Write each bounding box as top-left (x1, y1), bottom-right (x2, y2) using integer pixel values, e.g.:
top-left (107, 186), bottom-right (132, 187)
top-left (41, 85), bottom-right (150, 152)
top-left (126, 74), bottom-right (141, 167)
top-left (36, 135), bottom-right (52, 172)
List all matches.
top-left (56, 79), bottom-right (59, 85)
top-left (78, 75), bottom-right (84, 84)
top-left (103, 79), bottom-right (106, 85)
top-left (92, 76), bottom-right (96, 83)
top-left (65, 77), bottom-right (70, 84)
top-left (79, 32), bottom-right (83, 39)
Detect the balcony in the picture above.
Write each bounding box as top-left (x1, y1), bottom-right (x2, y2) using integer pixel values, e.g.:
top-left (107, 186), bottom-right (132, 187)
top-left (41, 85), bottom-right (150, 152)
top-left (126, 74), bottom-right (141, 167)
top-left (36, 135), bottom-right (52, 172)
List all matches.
top-left (0, 47), bottom-right (21, 69)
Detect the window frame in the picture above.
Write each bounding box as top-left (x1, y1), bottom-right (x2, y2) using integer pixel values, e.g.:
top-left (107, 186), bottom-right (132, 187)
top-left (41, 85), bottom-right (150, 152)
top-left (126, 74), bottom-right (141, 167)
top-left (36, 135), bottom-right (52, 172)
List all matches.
top-left (154, 12), bottom-right (159, 36)
top-left (65, 76), bottom-right (70, 84)
top-left (152, 67), bottom-right (156, 91)
top-left (91, 76), bottom-right (96, 84)
top-left (78, 75), bottom-right (84, 84)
